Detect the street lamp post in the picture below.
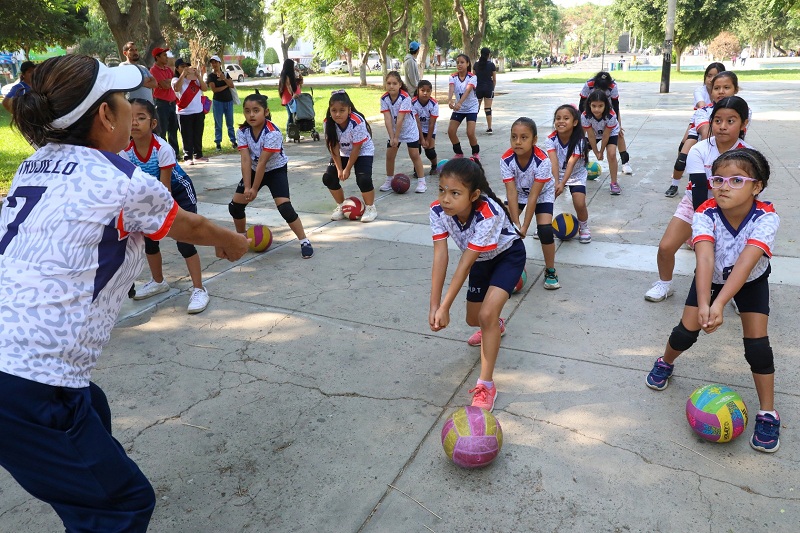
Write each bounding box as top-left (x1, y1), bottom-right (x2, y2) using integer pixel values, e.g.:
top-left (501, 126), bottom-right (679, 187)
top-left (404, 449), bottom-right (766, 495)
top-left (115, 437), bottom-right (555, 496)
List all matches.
top-left (601, 18), bottom-right (607, 72)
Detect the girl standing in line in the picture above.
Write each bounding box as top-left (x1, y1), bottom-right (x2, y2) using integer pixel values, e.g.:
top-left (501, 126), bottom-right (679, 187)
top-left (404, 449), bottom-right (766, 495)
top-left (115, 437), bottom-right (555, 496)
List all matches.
top-left (545, 104), bottom-right (591, 243)
top-left (378, 71), bottom-right (427, 193)
top-left (412, 80), bottom-right (440, 176)
top-left (646, 148), bottom-right (780, 453)
top-left (172, 58), bottom-right (208, 164)
top-left (228, 92), bottom-right (314, 258)
top-left (447, 54), bottom-right (480, 159)
top-left (430, 158), bottom-right (526, 412)
top-left (501, 117), bottom-right (560, 289)
top-left (322, 90), bottom-right (378, 222)
top-left (578, 71), bottom-right (632, 175)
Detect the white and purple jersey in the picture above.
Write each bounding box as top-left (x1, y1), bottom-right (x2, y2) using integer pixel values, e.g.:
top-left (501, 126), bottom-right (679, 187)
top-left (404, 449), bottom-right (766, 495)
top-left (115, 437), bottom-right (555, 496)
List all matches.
top-left (449, 73), bottom-right (479, 113)
top-left (412, 97), bottom-right (439, 135)
top-left (580, 78), bottom-right (619, 100)
top-left (545, 131), bottom-right (587, 186)
top-left (693, 85), bottom-right (711, 108)
top-left (500, 146), bottom-right (554, 205)
top-left (430, 196), bottom-right (518, 261)
top-left (693, 199), bottom-right (779, 284)
top-left (122, 134), bottom-right (197, 209)
top-left (581, 110), bottom-right (620, 140)
top-left (380, 90), bottom-right (418, 142)
top-left (0, 144), bottom-right (177, 388)
top-left (684, 138), bottom-right (752, 201)
top-left (325, 112), bottom-right (375, 157)
top-left (237, 120), bottom-right (288, 172)
top-left (691, 104), bottom-right (752, 139)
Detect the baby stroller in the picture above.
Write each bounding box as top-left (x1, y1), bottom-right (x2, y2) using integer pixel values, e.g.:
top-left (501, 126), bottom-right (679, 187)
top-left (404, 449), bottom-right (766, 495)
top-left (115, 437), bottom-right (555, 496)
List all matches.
top-left (286, 87), bottom-right (320, 143)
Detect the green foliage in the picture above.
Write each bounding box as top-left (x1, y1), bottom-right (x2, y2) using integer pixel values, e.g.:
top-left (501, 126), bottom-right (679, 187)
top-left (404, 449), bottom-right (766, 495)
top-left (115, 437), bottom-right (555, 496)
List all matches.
top-left (166, 0), bottom-right (265, 58)
top-left (734, 0), bottom-right (800, 52)
top-left (241, 57), bottom-right (258, 77)
top-left (0, 0), bottom-right (89, 54)
top-left (485, 0), bottom-right (535, 60)
top-left (264, 48), bottom-right (280, 65)
top-left (75, 5), bottom-right (117, 60)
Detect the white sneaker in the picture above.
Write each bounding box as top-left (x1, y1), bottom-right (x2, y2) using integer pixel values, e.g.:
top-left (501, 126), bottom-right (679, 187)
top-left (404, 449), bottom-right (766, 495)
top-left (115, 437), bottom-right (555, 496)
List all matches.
top-left (379, 177), bottom-right (393, 192)
top-left (133, 279), bottom-right (170, 300)
top-left (644, 280), bottom-right (674, 302)
top-left (361, 204), bottom-right (378, 222)
top-left (578, 225), bottom-right (591, 244)
top-left (187, 287), bottom-right (210, 314)
top-left (622, 163), bottom-right (633, 175)
top-left (330, 204), bottom-right (345, 220)
top-left (731, 299), bottom-right (740, 315)
top-left (415, 179), bottom-right (427, 193)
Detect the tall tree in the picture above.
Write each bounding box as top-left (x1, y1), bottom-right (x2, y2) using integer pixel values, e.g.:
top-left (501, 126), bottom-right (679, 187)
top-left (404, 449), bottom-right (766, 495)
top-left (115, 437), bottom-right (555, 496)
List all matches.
top-left (453, 0), bottom-right (486, 60)
top-left (484, 0), bottom-right (535, 64)
top-left (0, 0), bottom-right (88, 58)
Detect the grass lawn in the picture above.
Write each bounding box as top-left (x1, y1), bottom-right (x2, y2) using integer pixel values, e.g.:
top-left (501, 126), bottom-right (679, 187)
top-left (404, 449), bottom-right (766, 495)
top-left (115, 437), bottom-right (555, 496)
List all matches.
top-left (516, 68), bottom-right (800, 84)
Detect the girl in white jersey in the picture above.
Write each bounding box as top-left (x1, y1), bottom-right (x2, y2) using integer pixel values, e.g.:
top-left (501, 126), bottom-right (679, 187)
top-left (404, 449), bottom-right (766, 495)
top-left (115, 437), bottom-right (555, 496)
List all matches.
top-left (413, 80), bottom-right (440, 176)
top-left (229, 91), bottom-right (313, 258)
top-left (666, 70), bottom-right (739, 198)
top-left (545, 104), bottom-right (592, 243)
top-left (646, 96), bottom-right (751, 303)
top-left (379, 71), bottom-right (427, 193)
top-left (123, 98), bottom-right (210, 313)
top-left (578, 71), bottom-right (632, 175)
top-left (581, 90), bottom-right (622, 195)
top-left (501, 117), bottom-right (560, 289)
top-left (447, 54), bottom-right (481, 159)
top-left (430, 158), bottom-right (525, 412)
top-left (646, 148), bottom-right (781, 454)
top-left (323, 90), bottom-right (379, 222)
top-left (0, 54), bottom-right (246, 533)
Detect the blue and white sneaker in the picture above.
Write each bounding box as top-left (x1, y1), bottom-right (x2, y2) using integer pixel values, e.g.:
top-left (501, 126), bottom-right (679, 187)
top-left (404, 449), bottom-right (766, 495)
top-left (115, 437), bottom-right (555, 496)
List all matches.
top-left (301, 241), bottom-right (314, 259)
top-left (646, 357), bottom-right (674, 390)
top-left (750, 412), bottom-right (780, 453)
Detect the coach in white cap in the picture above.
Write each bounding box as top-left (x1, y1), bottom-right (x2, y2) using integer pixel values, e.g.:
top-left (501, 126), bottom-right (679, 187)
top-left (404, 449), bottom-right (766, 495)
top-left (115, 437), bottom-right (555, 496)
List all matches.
top-left (0, 54), bottom-right (248, 532)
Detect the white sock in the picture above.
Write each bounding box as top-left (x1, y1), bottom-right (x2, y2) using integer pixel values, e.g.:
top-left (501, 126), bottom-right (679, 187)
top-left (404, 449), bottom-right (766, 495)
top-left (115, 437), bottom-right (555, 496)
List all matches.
top-left (477, 379), bottom-right (494, 389)
top-left (758, 410), bottom-right (778, 418)
top-left (418, 177), bottom-right (426, 182)
top-left (659, 279), bottom-right (672, 286)
top-left (300, 238), bottom-right (310, 245)
top-left (579, 219), bottom-right (588, 228)
top-left (386, 175), bottom-right (393, 181)
top-left (671, 179), bottom-right (681, 187)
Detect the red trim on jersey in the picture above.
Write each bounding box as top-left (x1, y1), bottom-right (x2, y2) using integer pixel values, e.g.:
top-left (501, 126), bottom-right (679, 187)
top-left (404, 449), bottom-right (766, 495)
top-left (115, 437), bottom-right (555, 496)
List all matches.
top-left (468, 242), bottom-right (498, 252)
top-left (145, 200), bottom-right (179, 241)
top-left (116, 212), bottom-right (129, 239)
top-left (432, 232), bottom-right (449, 241)
top-left (476, 200), bottom-right (494, 219)
top-left (691, 235), bottom-right (715, 246)
top-left (237, 145), bottom-right (248, 150)
top-left (534, 146), bottom-right (546, 159)
top-left (746, 239), bottom-right (772, 257)
top-left (756, 200), bottom-right (776, 213)
top-left (263, 147), bottom-right (281, 152)
top-left (501, 148), bottom-right (515, 159)
top-left (127, 135), bottom-right (159, 163)
top-left (349, 112), bottom-right (363, 125)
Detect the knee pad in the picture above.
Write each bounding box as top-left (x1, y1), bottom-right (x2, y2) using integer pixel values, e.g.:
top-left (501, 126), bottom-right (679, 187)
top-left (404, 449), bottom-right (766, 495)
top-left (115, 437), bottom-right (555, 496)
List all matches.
top-left (484, 107), bottom-right (492, 116)
top-left (744, 336), bottom-right (774, 374)
top-left (228, 201), bottom-right (247, 220)
top-left (355, 172), bottom-right (374, 193)
top-left (277, 201), bottom-right (299, 224)
top-left (673, 153), bottom-right (687, 172)
top-left (176, 241), bottom-right (198, 259)
top-left (537, 223), bottom-right (554, 245)
top-left (424, 147), bottom-right (437, 162)
top-left (678, 141), bottom-right (685, 153)
top-left (144, 237), bottom-right (160, 255)
top-left (322, 169), bottom-right (341, 190)
top-left (668, 321), bottom-right (700, 352)
top-left (620, 150), bottom-right (629, 164)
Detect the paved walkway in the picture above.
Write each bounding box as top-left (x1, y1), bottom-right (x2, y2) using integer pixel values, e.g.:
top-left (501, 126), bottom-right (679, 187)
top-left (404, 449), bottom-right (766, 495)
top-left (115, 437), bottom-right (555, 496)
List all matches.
top-left (2, 75), bottom-right (800, 532)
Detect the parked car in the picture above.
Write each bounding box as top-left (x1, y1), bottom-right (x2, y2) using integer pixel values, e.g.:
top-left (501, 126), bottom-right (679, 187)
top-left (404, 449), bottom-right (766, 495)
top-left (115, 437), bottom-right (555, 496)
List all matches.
top-left (225, 64), bottom-right (246, 82)
top-left (256, 64), bottom-right (273, 77)
top-left (324, 60), bottom-right (348, 74)
top-left (441, 58), bottom-right (456, 68)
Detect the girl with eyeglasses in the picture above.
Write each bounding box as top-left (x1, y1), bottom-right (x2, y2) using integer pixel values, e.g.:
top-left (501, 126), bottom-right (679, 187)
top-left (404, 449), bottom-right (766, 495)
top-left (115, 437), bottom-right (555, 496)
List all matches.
top-left (646, 147), bottom-right (781, 454)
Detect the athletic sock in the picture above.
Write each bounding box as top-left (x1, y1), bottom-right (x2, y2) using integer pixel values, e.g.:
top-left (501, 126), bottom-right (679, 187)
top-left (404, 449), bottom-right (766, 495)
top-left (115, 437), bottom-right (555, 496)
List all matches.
top-left (471, 144), bottom-right (480, 155)
top-left (477, 379), bottom-right (494, 389)
top-left (758, 410), bottom-right (778, 418)
top-left (671, 179), bottom-right (681, 187)
top-left (452, 142), bottom-right (463, 155)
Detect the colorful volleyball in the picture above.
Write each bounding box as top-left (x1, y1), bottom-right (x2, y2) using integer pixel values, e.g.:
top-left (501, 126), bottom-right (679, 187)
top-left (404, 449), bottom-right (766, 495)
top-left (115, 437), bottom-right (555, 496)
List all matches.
top-left (441, 406), bottom-right (503, 468)
top-left (552, 213), bottom-right (579, 240)
top-left (686, 384), bottom-right (748, 443)
top-left (586, 161), bottom-right (601, 180)
top-left (246, 224), bottom-right (273, 252)
top-left (513, 268), bottom-right (527, 294)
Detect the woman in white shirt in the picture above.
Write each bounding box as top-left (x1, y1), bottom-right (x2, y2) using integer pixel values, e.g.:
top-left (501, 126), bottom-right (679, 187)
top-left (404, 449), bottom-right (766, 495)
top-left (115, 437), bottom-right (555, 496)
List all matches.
top-left (172, 58), bottom-right (209, 164)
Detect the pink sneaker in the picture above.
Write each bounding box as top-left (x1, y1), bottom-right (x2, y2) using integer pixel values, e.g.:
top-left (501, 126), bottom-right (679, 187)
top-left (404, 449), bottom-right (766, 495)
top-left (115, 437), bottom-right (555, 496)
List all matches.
top-left (466, 318), bottom-right (506, 346)
top-left (453, 153), bottom-right (464, 159)
top-left (469, 383), bottom-right (498, 412)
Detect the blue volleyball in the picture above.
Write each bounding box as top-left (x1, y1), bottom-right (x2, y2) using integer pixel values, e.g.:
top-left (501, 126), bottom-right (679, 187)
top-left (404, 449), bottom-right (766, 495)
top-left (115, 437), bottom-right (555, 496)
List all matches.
top-left (552, 213), bottom-right (578, 240)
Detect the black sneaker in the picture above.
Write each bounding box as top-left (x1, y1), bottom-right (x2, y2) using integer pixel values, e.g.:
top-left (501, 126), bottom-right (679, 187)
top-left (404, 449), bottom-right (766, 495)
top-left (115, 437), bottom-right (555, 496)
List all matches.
top-left (301, 241), bottom-right (314, 259)
top-left (664, 185), bottom-right (679, 198)
top-left (486, 128), bottom-right (493, 134)
top-left (215, 142), bottom-right (222, 152)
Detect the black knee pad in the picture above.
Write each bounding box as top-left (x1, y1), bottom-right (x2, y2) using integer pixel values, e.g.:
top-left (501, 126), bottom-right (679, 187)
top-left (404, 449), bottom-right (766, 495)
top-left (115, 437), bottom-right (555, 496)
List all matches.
top-left (678, 141), bottom-right (685, 153)
top-left (277, 201), bottom-right (299, 224)
top-left (620, 150), bottom-right (629, 164)
top-left (177, 241), bottom-right (197, 259)
top-left (424, 147), bottom-right (437, 162)
top-left (144, 237), bottom-right (160, 255)
top-left (668, 321), bottom-right (700, 352)
top-left (228, 201), bottom-right (247, 220)
top-left (537, 223), bottom-right (554, 245)
top-left (484, 107), bottom-right (492, 116)
top-left (744, 336), bottom-right (774, 374)
top-left (471, 144), bottom-right (480, 156)
top-left (674, 152), bottom-right (687, 172)
top-left (355, 172), bottom-right (374, 193)
top-left (322, 169), bottom-right (341, 191)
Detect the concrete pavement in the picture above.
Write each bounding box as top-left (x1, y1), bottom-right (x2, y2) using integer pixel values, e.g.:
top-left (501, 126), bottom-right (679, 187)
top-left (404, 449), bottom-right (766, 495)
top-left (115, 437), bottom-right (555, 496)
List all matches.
top-left (2, 75), bottom-right (800, 532)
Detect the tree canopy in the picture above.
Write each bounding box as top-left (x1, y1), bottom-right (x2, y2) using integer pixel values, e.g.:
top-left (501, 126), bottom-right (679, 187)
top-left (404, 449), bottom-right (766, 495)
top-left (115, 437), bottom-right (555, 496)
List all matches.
top-left (0, 0), bottom-right (88, 57)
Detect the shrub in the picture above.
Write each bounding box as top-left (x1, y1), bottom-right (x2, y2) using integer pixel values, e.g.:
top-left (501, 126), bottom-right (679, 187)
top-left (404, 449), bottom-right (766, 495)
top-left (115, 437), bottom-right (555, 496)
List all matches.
top-left (241, 57), bottom-right (258, 77)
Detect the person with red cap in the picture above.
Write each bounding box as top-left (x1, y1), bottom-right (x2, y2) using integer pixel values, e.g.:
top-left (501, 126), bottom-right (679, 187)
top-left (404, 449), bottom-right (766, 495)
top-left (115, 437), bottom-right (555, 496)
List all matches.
top-left (150, 47), bottom-right (180, 154)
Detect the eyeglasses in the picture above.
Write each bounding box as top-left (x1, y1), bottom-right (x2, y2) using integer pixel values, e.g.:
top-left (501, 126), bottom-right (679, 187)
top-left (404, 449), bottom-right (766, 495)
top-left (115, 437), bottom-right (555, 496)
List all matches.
top-left (708, 175), bottom-right (758, 189)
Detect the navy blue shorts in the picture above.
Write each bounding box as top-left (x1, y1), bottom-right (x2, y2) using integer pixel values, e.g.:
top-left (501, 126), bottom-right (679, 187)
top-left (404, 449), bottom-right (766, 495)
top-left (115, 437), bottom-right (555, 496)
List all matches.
top-left (236, 164), bottom-right (290, 199)
top-left (467, 238), bottom-right (526, 302)
top-left (450, 112), bottom-right (478, 123)
top-left (569, 185), bottom-right (586, 195)
top-left (511, 202), bottom-right (554, 215)
top-left (685, 265), bottom-right (771, 315)
top-left (606, 135), bottom-right (619, 146)
top-left (387, 139), bottom-right (421, 149)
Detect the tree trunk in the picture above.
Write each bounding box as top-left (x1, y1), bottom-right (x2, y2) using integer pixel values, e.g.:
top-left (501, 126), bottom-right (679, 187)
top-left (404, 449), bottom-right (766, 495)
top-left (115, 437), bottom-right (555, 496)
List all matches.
top-left (417, 0), bottom-right (433, 69)
top-left (379, 0), bottom-right (409, 78)
top-left (98, 0), bottom-right (146, 59)
top-left (143, 0), bottom-right (161, 66)
top-left (359, 47), bottom-right (370, 86)
top-left (453, 0), bottom-right (485, 61)
top-left (675, 44), bottom-right (685, 72)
